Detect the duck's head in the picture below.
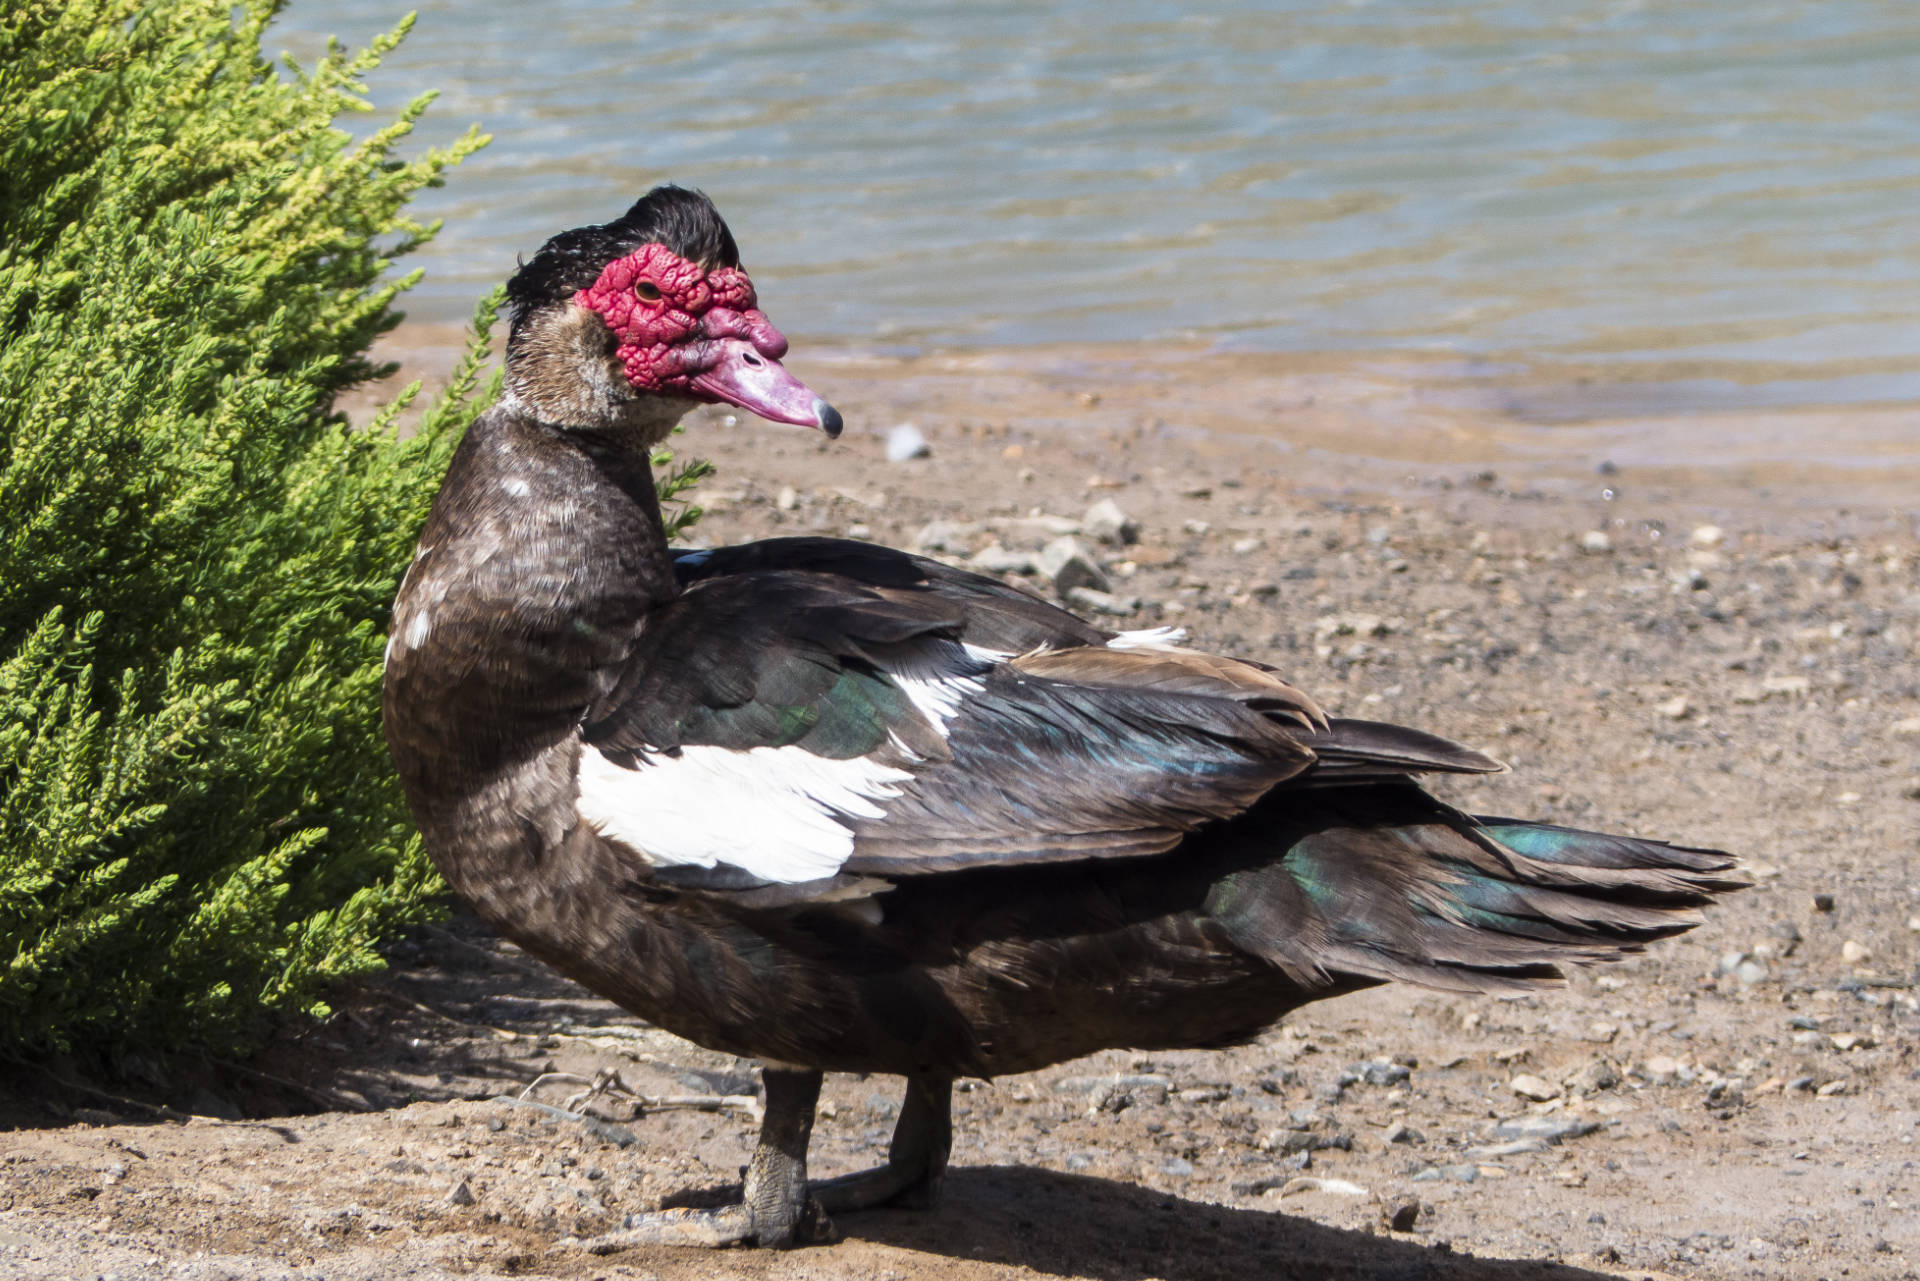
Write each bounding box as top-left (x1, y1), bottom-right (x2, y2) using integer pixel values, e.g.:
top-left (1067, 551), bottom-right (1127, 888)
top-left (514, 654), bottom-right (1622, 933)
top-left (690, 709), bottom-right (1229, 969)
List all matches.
top-left (502, 185), bottom-right (841, 442)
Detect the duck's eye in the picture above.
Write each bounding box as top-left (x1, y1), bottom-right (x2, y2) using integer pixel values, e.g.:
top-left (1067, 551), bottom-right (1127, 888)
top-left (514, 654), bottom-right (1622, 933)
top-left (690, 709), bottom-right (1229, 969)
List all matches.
top-left (635, 281), bottom-right (662, 301)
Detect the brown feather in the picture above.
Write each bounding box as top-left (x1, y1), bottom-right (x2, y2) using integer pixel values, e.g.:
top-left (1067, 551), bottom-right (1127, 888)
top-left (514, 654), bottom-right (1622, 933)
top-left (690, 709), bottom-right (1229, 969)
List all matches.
top-left (1011, 646), bottom-right (1328, 729)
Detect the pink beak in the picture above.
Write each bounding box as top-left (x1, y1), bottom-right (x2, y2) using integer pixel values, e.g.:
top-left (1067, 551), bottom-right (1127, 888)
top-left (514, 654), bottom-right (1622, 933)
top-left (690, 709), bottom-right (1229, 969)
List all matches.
top-left (690, 339), bottom-right (842, 437)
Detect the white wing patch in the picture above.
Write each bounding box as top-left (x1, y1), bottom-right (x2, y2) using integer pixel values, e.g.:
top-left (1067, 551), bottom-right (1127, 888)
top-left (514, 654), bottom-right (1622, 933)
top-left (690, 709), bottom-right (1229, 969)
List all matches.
top-left (874, 641), bottom-right (1006, 737)
top-left (576, 744), bottom-right (912, 883)
top-left (1106, 626), bottom-right (1189, 651)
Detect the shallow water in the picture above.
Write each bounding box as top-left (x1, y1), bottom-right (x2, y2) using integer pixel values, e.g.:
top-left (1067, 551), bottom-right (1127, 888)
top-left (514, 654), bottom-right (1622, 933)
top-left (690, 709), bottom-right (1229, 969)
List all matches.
top-left (272, 1), bottom-right (1920, 421)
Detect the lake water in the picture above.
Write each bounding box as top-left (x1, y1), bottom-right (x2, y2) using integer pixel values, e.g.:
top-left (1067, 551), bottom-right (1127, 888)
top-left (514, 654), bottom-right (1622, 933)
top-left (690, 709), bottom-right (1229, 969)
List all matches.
top-left (271, 1), bottom-right (1920, 421)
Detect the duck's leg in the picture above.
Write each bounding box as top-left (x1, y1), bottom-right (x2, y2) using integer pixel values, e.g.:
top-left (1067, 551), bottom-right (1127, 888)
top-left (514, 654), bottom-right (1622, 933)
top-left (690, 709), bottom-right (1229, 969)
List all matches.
top-left (813, 1073), bottom-right (953, 1213)
top-left (570, 1067), bottom-right (832, 1251)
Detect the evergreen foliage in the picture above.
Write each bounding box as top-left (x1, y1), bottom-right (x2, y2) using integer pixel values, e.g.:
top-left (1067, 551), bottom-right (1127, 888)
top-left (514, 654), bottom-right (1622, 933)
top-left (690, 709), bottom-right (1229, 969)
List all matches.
top-left (0, 0), bottom-right (513, 1059)
top-left (654, 440), bottom-right (716, 540)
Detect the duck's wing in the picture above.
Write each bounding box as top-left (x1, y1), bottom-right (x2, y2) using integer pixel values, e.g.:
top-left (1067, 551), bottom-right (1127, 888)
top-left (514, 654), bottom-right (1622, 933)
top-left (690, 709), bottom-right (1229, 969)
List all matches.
top-left (671, 536), bottom-right (1112, 654)
top-left (577, 568), bottom-right (1499, 891)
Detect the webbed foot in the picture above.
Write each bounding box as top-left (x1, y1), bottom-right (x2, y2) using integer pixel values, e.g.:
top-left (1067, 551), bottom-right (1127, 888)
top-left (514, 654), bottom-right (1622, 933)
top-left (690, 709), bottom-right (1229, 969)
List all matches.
top-left (815, 1073), bottom-right (952, 1215)
top-left (566, 1066), bottom-right (830, 1251)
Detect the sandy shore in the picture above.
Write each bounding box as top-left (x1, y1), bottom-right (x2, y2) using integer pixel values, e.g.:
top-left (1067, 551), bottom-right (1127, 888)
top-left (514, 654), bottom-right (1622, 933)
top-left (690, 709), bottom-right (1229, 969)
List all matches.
top-left (3, 337), bottom-right (1917, 1280)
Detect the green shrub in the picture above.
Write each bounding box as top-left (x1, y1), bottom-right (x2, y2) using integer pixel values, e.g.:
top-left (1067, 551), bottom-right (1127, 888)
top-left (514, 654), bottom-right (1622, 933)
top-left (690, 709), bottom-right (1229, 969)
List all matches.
top-left (0, 0), bottom-right (498, 1060)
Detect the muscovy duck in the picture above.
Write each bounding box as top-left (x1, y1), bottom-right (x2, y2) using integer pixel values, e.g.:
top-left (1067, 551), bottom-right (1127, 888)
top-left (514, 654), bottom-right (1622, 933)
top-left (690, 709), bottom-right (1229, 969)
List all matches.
top-left (382, 186), bottom-right (1745, 1250)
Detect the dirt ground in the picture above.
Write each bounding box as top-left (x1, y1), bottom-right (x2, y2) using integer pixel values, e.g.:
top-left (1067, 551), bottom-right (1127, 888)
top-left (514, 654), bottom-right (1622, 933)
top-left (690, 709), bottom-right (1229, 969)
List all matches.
top-left (3, 342), bottom-right (1917, 1281)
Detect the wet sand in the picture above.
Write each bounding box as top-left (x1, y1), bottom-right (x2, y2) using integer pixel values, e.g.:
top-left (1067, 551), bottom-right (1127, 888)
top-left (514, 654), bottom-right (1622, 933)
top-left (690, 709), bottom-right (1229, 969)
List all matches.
top-left (358, 324), bottom-right (1920, 536)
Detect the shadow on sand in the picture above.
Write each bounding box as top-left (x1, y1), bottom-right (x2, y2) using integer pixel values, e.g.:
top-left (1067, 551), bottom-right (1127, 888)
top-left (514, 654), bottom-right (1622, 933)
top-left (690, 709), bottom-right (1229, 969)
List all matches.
top-left (650, 1165), bottom-right (1611, 1281)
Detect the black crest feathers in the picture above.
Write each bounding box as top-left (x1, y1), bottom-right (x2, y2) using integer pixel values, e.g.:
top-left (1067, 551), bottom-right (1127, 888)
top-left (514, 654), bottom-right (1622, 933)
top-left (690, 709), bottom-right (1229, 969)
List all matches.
top-left (504, 185), bottom-right (741, 342)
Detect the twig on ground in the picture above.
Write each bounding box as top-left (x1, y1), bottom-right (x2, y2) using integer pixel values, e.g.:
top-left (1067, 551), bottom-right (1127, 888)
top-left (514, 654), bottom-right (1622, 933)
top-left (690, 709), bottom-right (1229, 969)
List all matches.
top-left (494, 1096), bottom-right (641, 1147)
top-left (519, 1070), bottom-right (594, 1101)
top-left (516, 1066), bottom-right (762, 1122)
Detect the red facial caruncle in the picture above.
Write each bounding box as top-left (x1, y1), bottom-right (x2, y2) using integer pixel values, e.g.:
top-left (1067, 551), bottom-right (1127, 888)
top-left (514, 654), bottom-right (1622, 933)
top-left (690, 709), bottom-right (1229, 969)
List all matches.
top-left (574, 244), bottom-right (840, 435)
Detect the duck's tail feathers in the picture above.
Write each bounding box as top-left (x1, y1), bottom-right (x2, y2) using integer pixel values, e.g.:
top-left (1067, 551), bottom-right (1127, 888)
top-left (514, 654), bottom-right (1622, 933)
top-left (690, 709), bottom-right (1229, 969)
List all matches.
top-left (1206, 784), bottom-right (1749, 996)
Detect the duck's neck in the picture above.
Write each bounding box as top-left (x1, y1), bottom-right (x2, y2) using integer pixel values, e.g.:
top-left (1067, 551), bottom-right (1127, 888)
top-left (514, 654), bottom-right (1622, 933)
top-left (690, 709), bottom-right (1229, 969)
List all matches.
top-left (499, 300), bottom-right (691, 440)
top-left (382, 400), bottom-right (681, 820)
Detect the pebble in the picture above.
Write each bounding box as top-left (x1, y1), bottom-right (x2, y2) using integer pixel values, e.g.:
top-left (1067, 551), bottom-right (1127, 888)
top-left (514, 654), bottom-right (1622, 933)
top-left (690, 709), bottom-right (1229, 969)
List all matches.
top-left (1082, 498), bottom-right (1140, 545)
top-left (1231, 536), bottom-right (1263, 556)
top-left (1053, 1072), bottom-right (1172, 1095)
top-left (970, 543), bottom-right (1039, 575)
top-left (1341, 1058), bottom-right (1412, 1088)
top-left (1490, 1115), bottom-right (1602, 1145)
top-left (885, 422), bottom-right (931, 461)
top-left (1841, 939), bottom-right (1871, 964)
top-left (1579, 530), bottom-right (1613, 554)
top-left (1387, 1199), bottom-right (1423, 1232)
top-left (1263, 1126), bottom-right (1354, 1155)
top-left (1313, 613), bottom-right (1398, 643)
top-left (1812, 893), bottom-right (1836, 913)
top-left (1159, 1157), bottom-right (1195, 1178)
top-left (1231, 1175), bottom-right (1289, 1196)
top-left (913, 520), bottom-right (979, 554)
top-left (1656, 695), bottom-right (1692, 720)
top-left (1565, 1059), bottom-right (1621, 1095)
top-left (1412, 1164), bottom-right (1481, 1184)
top-left (1466, 1138), bottom-right (1548, 1160)
top-left (1262, 1130), bottom-right (1314, 1156)
top-left (1907, 916), bottom-right (1920, 933)
top-left (1641, 1055), bottom-right (1686, 1085)
top-left (1276, 1175), bottom-right (1368, 1198)
top-left (446, 1180), bottom-right (476, 1206)
top-left (1690, 524), bottom-right (1726, 549)
top-left (1893, 717), bottom-right (1920, 737)
top-left (1065, 586), bottom-right (1140, 617)
top-left (775, 485), bottom-right (799, 511)
top-left (1039, 536), bottom-right (1112, 597)
top-left (1509, 1073), bottom-right (1561, 1102)
top-left (997, 514), bottom-right (1082, 543)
